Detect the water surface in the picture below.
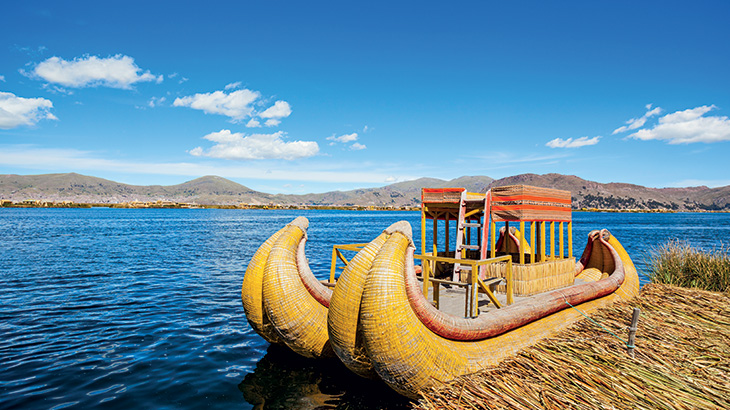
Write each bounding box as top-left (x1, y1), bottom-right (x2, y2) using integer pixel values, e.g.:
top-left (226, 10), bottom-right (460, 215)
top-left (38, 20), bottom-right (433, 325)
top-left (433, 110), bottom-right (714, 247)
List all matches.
top-left (1, 209), bottom-right (727, 409)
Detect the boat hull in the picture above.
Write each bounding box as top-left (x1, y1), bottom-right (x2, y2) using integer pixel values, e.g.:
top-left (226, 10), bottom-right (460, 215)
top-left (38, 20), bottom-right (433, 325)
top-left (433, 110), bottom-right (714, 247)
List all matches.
top-left (355, 226), bottom-right (639, 397)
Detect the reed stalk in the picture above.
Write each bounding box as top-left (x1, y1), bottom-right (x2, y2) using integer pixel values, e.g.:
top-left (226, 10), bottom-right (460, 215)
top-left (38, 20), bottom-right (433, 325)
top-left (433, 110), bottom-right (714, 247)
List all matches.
top-left (416, 284), bottom-right (730, 410)
top-left (648, 240), bottom-right (730, 293)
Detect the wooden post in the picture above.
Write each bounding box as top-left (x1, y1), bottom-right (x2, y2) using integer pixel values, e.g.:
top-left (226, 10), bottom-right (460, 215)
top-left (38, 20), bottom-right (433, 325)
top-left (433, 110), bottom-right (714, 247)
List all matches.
top-left (506, 259), bottom-right (514, 305)
top-left (329, 247), bottom-right (338, 284)
top-left (530, 221), bottom-right (536, 264)
top-left (628, 307), bottom-right (641, 358)
top-left (421, 206), bottom-right (426, 256)
top-left (540, 221), bottom-right (546, 262)
top-left (550, 221), bottom-right (555, 259)
top-left (471, 262), bottom-right (478, 317)
top-left (568, 221), bottom-right (573, 258)
top-left (519, 221), bottom-right (525, 265)
top-left (432, 215), bottom-right (438, 257)
top-left (490, 221), bottom-right (496, 258)
top-left (433, 280), bottom-right (440, 309)
top-left (559, 221), bottom-right (564, 259)
top-left (421, 206), bottom-right (428, 297)
top-left (423, 256), bottom-right (430, 298)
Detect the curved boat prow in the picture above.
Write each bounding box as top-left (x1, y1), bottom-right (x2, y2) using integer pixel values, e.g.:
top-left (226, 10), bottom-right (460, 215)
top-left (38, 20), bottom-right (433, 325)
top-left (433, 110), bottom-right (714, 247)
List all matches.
top-left (327, 221), bottom-right (412, 379)
top-left (241, 216), bottom-right (334, 358)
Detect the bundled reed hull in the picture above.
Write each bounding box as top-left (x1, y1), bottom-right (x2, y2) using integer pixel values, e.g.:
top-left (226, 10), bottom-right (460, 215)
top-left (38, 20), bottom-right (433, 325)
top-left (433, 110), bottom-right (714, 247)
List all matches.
top-left (327, 222), bottom-right (410, 379)
top-left (241, 217), bottom-right (334, 358)
top-left (350, 225), bottom-right (639, 398)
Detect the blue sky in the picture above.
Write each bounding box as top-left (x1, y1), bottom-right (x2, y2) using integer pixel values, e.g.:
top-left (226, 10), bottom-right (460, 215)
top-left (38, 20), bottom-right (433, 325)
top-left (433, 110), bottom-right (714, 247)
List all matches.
top-left (1, 1), bottom-right (729, 194)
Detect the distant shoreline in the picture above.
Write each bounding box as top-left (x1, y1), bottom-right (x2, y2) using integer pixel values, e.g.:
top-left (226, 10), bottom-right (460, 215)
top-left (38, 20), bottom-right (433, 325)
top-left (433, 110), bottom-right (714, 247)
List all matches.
top-left (2, 201), bottom-right (729, 214)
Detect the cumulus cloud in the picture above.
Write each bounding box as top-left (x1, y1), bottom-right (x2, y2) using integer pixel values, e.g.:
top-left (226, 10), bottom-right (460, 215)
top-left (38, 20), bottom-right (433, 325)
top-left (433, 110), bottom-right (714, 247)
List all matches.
top-left (0, 75), bottom-right (5, 82)
top-left (350, 142), bottom-right (366, 150)
top-left (259, 100), bottom-right (292, 119)
top-left (28, 55), bottom-right (162, 89)
top-left (173, 89), bottom-right (260, 121)
top-left (225, 81), bottom-right (242, 90)
top-left (628, 105), bottom-right (730, 144)
top-left (246, 118), bottom-right (261, 128)
top-left (264, 119), bottom-right (281, 127)
top-left (0, 91), bottom-right (57, 129)
top-left (189, 129), bottom-right (319, 160)
top-left (327, 133), bottom-right (358, 144)
top-left (546, 136), bottom-right (600, 148)
top-left (613, 104), bottom-right (662, 134)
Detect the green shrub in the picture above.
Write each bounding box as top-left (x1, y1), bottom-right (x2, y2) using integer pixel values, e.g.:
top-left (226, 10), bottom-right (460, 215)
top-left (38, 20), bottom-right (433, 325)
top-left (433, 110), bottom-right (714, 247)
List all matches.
top-left (649, 240), bottom-right (730, 293)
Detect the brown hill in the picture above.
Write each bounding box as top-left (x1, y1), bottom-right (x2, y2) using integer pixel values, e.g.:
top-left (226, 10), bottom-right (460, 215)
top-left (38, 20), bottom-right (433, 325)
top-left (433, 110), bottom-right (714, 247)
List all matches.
top-left (1, 172), bottom-right (728, 211)
top-left (487, 173), bottom-right (728, 211)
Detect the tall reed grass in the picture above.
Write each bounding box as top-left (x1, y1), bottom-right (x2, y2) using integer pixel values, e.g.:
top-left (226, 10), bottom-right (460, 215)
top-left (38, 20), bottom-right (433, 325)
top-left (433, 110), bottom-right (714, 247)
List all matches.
top-left (648, 240), bottom-right (730, 293)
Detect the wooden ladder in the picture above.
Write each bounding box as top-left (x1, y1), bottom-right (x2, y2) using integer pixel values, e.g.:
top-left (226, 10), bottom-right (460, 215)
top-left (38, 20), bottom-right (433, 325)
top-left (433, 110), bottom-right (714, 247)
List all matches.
top-left (452, 189), bottom-right (482, 281)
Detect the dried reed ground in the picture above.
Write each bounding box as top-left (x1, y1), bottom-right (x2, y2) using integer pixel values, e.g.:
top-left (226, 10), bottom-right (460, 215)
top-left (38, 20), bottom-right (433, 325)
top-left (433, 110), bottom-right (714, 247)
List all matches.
top-left (416, 284), bottom-right (730, 409)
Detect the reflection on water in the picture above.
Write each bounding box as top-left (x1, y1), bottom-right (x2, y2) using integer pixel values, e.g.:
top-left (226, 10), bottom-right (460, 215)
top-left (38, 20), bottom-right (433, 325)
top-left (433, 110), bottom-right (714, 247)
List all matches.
top-left (239, 345), bottom-right (412, 410)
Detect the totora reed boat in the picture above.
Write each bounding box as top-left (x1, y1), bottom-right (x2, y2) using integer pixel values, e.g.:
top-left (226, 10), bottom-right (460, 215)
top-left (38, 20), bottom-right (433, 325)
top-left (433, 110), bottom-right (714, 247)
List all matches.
top-left (241, 185), bottom-right (640, 397)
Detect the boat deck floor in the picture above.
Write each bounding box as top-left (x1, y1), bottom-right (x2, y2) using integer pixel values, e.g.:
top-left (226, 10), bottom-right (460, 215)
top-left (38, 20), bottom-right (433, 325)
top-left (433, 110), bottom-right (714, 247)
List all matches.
top-left (423, 277), bottom-right (591, 317)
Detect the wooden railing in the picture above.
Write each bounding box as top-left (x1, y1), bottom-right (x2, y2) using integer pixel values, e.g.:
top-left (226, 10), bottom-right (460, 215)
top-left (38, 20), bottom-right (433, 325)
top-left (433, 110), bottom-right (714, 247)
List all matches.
top-left (415, 254), bottom-right (514, 318)
top-left (326, 244), bottom-right (513, 318)
top-left (327, 243), bottom-right (368, 284)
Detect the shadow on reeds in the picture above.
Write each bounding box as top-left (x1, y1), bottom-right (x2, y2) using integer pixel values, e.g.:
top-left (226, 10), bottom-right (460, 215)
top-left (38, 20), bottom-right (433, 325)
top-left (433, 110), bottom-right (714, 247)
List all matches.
top-left (238, 344), bottom-right (413, 410)
top-left (648, 240), bottom-right (730, 292)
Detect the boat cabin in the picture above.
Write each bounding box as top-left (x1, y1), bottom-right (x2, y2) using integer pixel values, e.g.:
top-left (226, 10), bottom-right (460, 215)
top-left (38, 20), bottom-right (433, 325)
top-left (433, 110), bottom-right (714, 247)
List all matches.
top-left (418, 185), bottom-right (575, 316)
top-left (326, 184), bottom-right (576, 318)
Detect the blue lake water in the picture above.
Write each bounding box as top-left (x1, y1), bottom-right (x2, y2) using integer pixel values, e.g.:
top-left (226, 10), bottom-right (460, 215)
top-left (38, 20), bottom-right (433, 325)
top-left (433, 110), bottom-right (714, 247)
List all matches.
top-left (1, 209), bottom-right (728, 409)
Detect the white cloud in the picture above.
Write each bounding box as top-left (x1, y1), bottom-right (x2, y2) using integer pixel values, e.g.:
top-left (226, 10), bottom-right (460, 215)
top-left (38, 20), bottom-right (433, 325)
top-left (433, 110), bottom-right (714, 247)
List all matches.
top-left (0, 145), bottom-right (415, 185)
top-left (147, 96), bottom-right (166, 108)
top-left (246, 119), bottom-right (261, 128)
top-left (259, 100), bottom-right (292, 119)
top-left (179, 77), bottom-right (189, 84)
top-left (28, 55), bottom-right (162, 89)
top-left (350, 142), bottom-right (366, 150)
top-left (385, 176), bottom-right (396, 182)
top-left (363, 125), bottom-right (370, 133)
top-left (0, 75), bottom-right (5, 82)
top-left (264, 119), bottom-right (281, 127)
top-left (0, 91), bottom-right (57, 129)
top-left (225, 81), bottom-right (241, 90)
top-left (628, 105), bottom-right (730, 144)
top-left (546, 136), bottom-right (600, 148)
top-left (327, 133), bottom-right (358, 144)
top-left (173, 89), bottom-right (260, 121)
top-left (190, 129), bottom-right (319, 160)
top-left (613, 104), bottom-right (662, 134)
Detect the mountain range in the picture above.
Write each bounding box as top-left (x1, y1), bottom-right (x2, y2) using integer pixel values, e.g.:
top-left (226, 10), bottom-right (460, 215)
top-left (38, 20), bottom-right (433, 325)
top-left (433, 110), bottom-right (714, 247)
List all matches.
top-left (1, 172), bottom-right (729, 211)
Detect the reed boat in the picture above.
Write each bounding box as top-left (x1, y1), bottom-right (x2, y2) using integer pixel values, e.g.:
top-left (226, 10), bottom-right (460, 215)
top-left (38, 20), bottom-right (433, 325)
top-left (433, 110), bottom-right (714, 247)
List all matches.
top-left (241, 215), bottom-right (397, 358)
top-left (242, 185), bottom-right (640, 398)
